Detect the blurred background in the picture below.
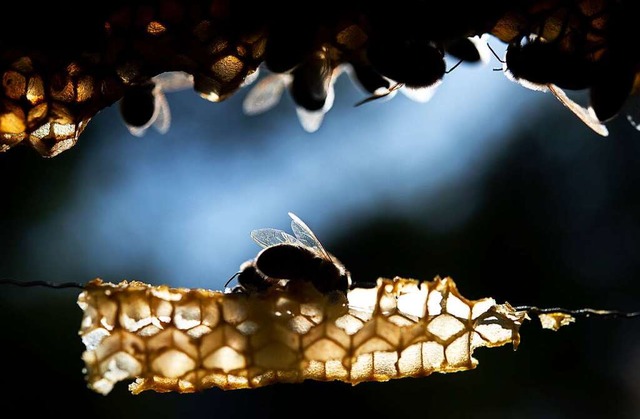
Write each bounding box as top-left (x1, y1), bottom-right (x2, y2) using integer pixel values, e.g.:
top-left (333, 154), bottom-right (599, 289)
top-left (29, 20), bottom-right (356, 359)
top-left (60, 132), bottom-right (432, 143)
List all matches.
top-left (1, 51), bottom-right (640, 419)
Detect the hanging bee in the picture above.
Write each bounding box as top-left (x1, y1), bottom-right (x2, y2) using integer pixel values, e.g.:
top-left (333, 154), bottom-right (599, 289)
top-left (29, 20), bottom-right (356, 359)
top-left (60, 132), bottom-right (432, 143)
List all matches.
top-left (490, 37), bottom-right (609, 137)
top-left (228, 212), bottom-right (352, 295)
top-left (118, 71), bottom-right (194, 137)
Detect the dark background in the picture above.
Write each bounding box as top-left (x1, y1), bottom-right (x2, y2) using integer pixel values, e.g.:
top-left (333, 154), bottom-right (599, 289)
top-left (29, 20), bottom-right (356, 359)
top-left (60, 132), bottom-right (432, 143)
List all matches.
top-left (1, 56), bottom-right (640, 418)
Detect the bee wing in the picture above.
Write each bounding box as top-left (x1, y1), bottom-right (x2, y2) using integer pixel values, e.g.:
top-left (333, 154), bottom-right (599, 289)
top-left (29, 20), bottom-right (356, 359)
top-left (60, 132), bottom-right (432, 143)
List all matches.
top-left (548, 84), bottom-right (609, 137)
top-left (126, 125), bottom-right (149, 137)
top-left (242, 73), bottom-right (290, 116)
top-left (354, 82), bottom-right (402, 107)
top-left (250, 228), bottom-right (302, 249)
top-left (295, 106), bottom-right (325, 133)
top-left (151, 89), bottom-right (171, 135)
top-left (152, 71), bottom-right (194, 93)
top-left (288, 212), bottom-right (332, 259)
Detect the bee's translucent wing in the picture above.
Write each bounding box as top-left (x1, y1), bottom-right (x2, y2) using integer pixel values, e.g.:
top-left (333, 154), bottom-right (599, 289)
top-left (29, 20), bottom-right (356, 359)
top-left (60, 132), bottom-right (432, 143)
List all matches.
top-left (151, 89), bottom-right (171, 135)
top-left (242, 72), bottom-right (290, 116)
top-left (152, 71), bottom-right (194, 93)
top-left (250, 228), bottom-right (301, 249)
top-left (354, 82), bottom-right (401, 107)
top-left (549, 84), bottom-right (609, 137)
top-left (126, 121), bottom-right (151, 137)
top-left (295, 106), bottom-right (326, 133)
top-left (288, 212), bottom-right (331, 258)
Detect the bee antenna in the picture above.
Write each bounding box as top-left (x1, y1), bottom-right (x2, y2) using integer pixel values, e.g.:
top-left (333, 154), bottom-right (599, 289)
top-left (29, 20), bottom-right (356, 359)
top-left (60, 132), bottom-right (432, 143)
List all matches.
top-left (354, 83), bottom-right (403, 107)
top-left (224, 271), bottom-right (241, 288)
top-left (486, 43), bottom-right (505, 64)
top-left (445, 59), bottom-right (463, 74)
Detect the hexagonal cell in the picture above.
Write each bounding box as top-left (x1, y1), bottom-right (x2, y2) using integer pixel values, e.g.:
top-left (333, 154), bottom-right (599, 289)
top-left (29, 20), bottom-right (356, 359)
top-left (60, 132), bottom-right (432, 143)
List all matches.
top-left (254, 342), bottom-right (298, 370)
top-left (422, 341), bottom-right (445, 370)
top-left (334, 313), bottom-right (364, 335)
top-left (95, 297), bottom-right (118, 330)
top-left (119, 295), bottom-right (152, 332)
top-left (76, 76), bottom-right (95, 102)
top-left (81, 327), bottom-right (110, 351)
top-left (304, 337), bottom-right (347, 362)
top-left (99, 351), bottom-right (142, 381)
top-left (446, 293), bottom-right (471, 319)
top-left (426, 290), bottom-right (443, 316)
top-left (201, 300), bottom-right (220, 328)
top-left (50, 75), bottom-right (76, 102)
top-left (174, 301), bottom-right (202, 330)
top-left (200, 324), bottom-right (249, 354)
top-left (187, 324), bottom-right (212, 339)
top-left (471, 299), bottom-right (497, 320)
top-left (350, 353), bottom-right (373, 383)
top-left (444, 333), bottom-right (472, 368)
top-left (151, 349), bottom-right (196, 378)
top-left (347, 287), bottom-right (378, 314)
top-left (203, 346), bottom-right (246, 372)
top-left (288, 315), bottom-right (315, 334)
top-left (3, 71), bottom-right (26, 100)
top-left (426, 314), bottom-right (466, 342)
top-left (220, 297), bottom-right (249, 325)
top-left (0, 101), bottom-right (26, 135)
top-left (27, 103), bottom-right (48, 125)
top-left (397, 283), bottom-right (428, 318)
top-left (372, 351), bottom-right (398, 379)
top-left (251, 321), bottom-right (300, 352)
top-left (146, 329), bottom-right (198, 360)
top-left (352, 317), bottom-right (401, 352)
top-left (139, 324), bottom-right (162, 337)
top-left (236, 320), bottom-right (259, 335)
top-left (26, 76), bottom-right (44, 104)
top-left (152, 299), bottom-right (174, 324)
top-left (397, 343), bottom-right (422, 377)
top-left (300, 302), bottom-right (324, 324)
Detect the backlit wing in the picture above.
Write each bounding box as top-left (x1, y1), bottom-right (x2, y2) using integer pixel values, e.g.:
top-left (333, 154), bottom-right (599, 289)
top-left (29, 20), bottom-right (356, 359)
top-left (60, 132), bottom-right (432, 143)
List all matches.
top-left (250, 228), bottom-right (301, 249)
top-left (242, 72), bottom-right (290, 116)
top-left (288, 212), bottom-right (331, 259)
top-left (549, 84), bottom-right (609, 137)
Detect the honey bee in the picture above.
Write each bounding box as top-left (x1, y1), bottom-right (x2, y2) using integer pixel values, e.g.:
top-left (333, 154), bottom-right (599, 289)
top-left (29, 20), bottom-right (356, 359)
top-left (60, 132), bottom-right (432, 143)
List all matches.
top-left (289, 48), bottom-right (334, 112)
top-left (586, 2), bottom-right (638, 125)
top-left (228, 212), bottom-right (352, 295)
top-left (118, 71), bottom-right (193, 137)
top-left (492, 38), bottom-right (609, 136)
top-left (366, 36), bottom-right (447, 90)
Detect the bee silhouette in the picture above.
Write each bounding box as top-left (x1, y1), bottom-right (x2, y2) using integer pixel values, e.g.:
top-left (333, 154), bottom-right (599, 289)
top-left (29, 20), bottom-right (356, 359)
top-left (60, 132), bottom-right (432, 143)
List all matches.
top-left (491, 38), bottom-right (609, 137)
top-left (228, 212), bottom-right (352, 295)
top-left (118, 71), bottom-right (193, 137)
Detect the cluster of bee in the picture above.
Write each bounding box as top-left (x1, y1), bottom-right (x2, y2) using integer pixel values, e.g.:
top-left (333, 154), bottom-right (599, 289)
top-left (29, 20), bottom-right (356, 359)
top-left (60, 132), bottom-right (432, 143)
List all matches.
top-left (226, 212), bottom-right (352, 296)
top-left (1, 1), bottom-right (639, 156)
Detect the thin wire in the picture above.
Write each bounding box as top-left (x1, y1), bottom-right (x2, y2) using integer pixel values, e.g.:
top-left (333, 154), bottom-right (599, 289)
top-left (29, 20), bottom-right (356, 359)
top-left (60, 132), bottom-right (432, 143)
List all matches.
top-left (0, 278), bottom-right (85, 290)
top-left (514, 305), bottom-right (640, 319)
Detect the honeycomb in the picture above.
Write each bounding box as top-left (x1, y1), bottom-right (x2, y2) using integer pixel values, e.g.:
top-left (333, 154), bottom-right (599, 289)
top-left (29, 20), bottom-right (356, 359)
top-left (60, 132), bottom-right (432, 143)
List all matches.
top-left (1, 0), bottom-right (636, 156)
top-left (78, 276), bottom-right (526, 395)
